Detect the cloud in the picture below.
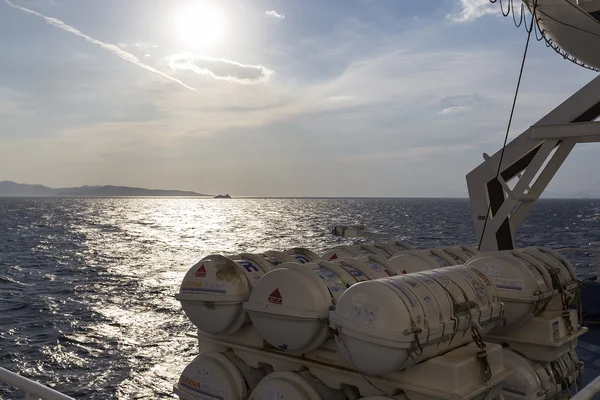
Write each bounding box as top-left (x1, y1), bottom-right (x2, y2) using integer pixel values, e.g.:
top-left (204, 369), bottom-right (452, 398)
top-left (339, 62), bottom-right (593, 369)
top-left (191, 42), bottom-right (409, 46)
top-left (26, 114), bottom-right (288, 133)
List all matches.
top-left (167, 54), bottom-right (274, 84)
top-left (447, 0), bottom-right (498, 23)
top-left (438, 93), bottom-right (483, 115)
top-left (2, 0), bottom-right (197, 92)
top-left (328, 96), bottom-right (355, 102)
top-left (265, 10), bottom-right (285, 19)
top-left (338, 144), bottom-right (479, 163)
top-left (440, 106), bottom-right (468, 115)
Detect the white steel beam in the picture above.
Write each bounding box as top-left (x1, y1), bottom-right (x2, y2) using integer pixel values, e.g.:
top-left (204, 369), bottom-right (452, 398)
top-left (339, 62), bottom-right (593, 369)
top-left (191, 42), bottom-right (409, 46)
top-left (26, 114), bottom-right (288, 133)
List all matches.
top-left (468, 75), bottom-right (600, 251)
top-left (510, 139), bottom-right (577, 229)
top-left (530, 122), bottom-right (600, 140)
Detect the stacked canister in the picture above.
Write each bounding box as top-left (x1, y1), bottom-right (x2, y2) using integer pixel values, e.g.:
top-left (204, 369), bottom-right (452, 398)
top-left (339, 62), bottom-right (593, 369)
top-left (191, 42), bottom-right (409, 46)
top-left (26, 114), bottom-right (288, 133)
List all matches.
top-left (173, 240), bottom-right (583, 400)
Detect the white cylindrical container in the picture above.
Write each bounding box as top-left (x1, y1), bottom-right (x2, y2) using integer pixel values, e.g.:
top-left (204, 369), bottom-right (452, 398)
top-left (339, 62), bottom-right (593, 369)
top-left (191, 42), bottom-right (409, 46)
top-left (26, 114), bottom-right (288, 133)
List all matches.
top-left (174, 351), bottom-right (267, 400)
top-left (244, 261), bottom-right (364, 353)
top-left (286, 247), bottom-right (321, 264)
top-left (373, 241), bottom-right (415, 257)
top-left (466, 247), bottom-right (580, 332)
top-left (322, 245), bottom-right (390, 261)
top-left (176, 251), bottom-right (299, 336)
top-left (249, 370), bottom-right (347, 400)
top-left (440, 245), bottom-right (480, 263)
top-left (335, 257), bottom-right (394, 279)
top-left (501, 348), bottom-right (582, 400)
top-left (387, 248), bottom-right (459, 275)
top-left (329, 265), bottom-right (502, 376)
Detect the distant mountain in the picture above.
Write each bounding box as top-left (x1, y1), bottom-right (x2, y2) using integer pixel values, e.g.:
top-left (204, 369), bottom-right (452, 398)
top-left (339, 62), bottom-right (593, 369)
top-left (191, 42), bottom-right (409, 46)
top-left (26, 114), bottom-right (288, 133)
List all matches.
top-left (0, 181), bottom-right (208, 197)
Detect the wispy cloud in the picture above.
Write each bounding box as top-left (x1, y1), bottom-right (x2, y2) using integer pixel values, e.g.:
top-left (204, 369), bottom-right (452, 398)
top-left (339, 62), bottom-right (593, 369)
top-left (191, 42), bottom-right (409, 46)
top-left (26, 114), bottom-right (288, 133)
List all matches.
top-left (2, 0), bottom-right (197, 92)
top-left (338, 144), bottom-right (479, 163)
top-left (440, 106), bottom-right (467, 115)
top-left (265, 10), bottom-right (285, 19)
top-left (167, 54), bottom-right (274, 84)
top-left (447, 0), bottom-right (498, 23)
top-left (438, 93), bottom-right (483, 115)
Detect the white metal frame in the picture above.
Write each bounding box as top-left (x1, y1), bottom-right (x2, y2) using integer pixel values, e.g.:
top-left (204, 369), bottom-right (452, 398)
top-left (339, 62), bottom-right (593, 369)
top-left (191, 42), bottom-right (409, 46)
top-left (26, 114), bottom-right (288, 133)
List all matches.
top-left (467, 75), bottom-right (600, 252)
top-left (0, 367), bottom-right (74, 400)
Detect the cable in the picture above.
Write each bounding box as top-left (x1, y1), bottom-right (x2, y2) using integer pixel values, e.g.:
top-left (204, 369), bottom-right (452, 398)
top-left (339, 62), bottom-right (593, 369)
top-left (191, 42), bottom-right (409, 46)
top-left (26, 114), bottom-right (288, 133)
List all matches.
top-left (477, 0), bottom-right (538, 250)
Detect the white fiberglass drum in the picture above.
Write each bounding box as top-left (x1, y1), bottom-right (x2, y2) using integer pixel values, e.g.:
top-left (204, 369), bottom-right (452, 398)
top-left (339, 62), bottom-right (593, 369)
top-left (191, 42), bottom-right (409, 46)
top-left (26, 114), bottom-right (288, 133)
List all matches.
top-left (466, 247), bottom-right (579, 332)
top-left (441, 245), bottom-right (479, 263)
top-left (373, 241), bottom-right (415, 257)
top-left (321, 245), bottom-right (390, 261)
top-left (176, 251), bottom-right (298, 336)
top-left (329, 266), bottom-right (502, 376)
top-left (249, 370), bottom-right (346, 400)
top-left (387, 248), bottom-right (459, 274)
top-left (244, 260), bottom-right (368, 352)
top-left (501, 348), bottom-right (582, 400)
top-left (285, 247), bottom-right (321, 264)
top-left (354, 254), bottom-right (396, 277)
top-left (174, 351), bottom-right (266, 400)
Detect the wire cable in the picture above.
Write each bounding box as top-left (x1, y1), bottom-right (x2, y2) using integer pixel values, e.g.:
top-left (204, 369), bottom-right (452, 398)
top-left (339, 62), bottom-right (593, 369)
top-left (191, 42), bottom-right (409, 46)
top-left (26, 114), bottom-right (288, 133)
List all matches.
top-left (477, 0), bottom-right (538, 250)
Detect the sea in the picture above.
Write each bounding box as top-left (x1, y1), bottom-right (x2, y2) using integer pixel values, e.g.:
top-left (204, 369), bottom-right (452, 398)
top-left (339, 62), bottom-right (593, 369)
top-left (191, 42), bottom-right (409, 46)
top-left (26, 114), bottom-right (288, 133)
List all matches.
top-left (1, 197), bottom-right (599, 399)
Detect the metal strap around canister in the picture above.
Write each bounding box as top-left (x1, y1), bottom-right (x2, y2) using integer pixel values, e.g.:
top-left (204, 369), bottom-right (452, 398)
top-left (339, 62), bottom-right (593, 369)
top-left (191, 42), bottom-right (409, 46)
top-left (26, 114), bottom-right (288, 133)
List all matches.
top-left (378, 278), bottom-right (427, 361)
top-left (223, 352), bottom-right (253, 395)
top-left (424, 270), bottom-right (492, 386)
top-left (547, 268), bottom-right (575, 335)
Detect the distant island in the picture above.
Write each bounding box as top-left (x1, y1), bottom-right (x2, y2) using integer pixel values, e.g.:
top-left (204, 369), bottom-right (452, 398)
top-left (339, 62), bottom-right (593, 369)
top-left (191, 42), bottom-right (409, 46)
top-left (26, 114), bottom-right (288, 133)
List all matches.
top-left (213, 194), bottom-right (232, 199)
top-left (0, 181), bottom-right (210, 197)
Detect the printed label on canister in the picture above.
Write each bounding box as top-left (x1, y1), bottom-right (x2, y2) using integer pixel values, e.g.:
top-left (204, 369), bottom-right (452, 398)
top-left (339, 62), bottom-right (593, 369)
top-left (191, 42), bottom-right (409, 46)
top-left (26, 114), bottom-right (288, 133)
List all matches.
top-left (340, 265), bottom-right (369, 282)
top-left (432, 255), bottom-right (450, 267)
top-left (235, 260), bottom-right (265, 285)
top-left (313, 268), bottom-right (347, 303)
top-left (367, 262), bottom-right (392, 276)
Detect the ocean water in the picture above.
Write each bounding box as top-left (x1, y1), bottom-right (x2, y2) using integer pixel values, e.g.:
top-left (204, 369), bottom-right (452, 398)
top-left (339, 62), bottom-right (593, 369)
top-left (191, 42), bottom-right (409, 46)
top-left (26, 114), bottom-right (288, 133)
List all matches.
top-left (0, 197), bottom-right (599, 399)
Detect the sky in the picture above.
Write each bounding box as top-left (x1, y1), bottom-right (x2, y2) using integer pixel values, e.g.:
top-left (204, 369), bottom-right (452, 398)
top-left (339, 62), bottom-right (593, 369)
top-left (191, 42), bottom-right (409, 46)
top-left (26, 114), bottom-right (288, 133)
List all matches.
top-left (0, 0), bottom-right (598, 197)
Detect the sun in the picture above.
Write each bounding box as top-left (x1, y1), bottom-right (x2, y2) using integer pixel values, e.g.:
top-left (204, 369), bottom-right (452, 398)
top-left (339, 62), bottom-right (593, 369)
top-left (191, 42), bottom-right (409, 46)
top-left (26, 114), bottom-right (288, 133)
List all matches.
top-left (173, 1), bottom-right (228, 50)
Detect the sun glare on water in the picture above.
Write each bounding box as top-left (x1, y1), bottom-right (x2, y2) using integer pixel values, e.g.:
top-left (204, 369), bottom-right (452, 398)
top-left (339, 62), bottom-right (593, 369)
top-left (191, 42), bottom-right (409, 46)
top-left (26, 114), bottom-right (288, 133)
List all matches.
top-left (172, 1), bottom-right (228, 50)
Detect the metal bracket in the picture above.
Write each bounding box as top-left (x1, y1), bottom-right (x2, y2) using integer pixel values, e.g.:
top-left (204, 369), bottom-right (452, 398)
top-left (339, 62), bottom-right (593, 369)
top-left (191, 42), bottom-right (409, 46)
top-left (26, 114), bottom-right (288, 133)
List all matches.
top-left (467, 75), bottom-right (600, 251)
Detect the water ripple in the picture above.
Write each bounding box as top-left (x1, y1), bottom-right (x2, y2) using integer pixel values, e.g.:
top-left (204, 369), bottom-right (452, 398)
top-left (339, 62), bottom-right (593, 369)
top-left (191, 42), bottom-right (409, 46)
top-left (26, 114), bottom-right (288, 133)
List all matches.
top-left (0, 197), bottom-right (599, 399)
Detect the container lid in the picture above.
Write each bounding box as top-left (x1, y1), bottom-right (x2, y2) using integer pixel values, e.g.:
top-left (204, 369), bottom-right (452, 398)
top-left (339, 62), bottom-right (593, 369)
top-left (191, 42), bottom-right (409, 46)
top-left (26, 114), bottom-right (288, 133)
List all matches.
top-left (244, 261), bottom-right (352, 352)
top-left (502, 349), bottom-right (547, 399)
top-left (176, 254), bottom-right (276, 335)
top-left (174, 352), bottom-right (247, 400)
top-left (249, 371), bottom-right (331, 400)
top-left (177, 255), bottom-right (250, 303)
